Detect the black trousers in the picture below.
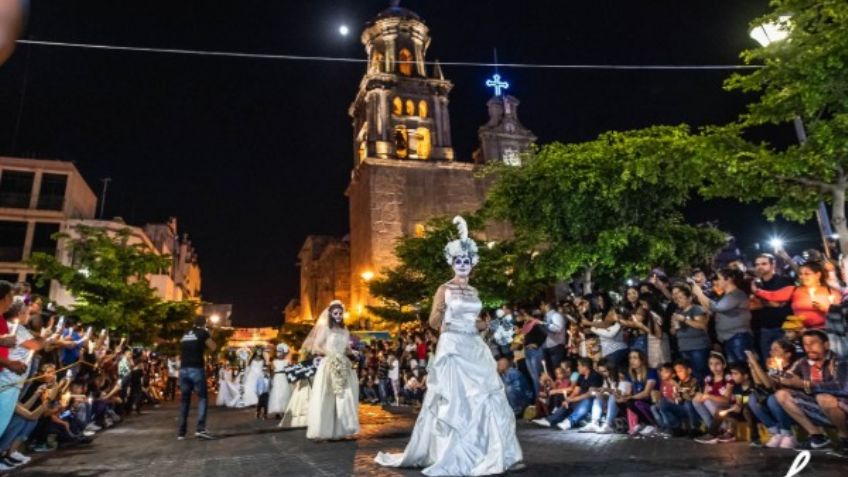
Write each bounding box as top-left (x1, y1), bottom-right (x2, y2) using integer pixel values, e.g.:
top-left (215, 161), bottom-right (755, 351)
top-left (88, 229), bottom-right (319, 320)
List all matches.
top-left (256, 393), bottom-right (269, 417)
top-left (544, 345), bottom-right (566, 373)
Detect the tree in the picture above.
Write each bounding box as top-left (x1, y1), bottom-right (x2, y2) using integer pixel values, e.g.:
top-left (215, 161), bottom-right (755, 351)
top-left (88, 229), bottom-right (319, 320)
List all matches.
top-left (367, 215), bottom-right (552, 325)
top-left (484, 126), bottom-right (727, 290)
top-left (699, 0), bottom-right (848, 252)
top-left (28, 224), bottom-right (200, 343)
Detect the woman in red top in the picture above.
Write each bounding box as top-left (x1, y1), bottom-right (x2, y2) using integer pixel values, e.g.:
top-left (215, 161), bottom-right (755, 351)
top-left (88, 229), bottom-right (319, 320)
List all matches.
top-left (751, 261), bottom-right (842, 329)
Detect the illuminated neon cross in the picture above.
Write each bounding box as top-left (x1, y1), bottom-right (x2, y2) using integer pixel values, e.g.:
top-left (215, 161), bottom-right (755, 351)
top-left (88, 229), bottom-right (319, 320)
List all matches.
top-left (486, 74), bottom-right (509, 96)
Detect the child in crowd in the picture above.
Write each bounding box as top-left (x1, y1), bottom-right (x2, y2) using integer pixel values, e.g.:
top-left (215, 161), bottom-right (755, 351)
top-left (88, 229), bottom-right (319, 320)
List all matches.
top-left (692, 352), bottom-right (732, 429)
top-left (695, 363), bottom-right (759, 445)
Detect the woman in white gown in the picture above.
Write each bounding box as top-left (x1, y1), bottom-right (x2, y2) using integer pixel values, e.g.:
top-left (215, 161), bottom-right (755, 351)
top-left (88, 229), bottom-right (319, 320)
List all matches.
top-left (216, 364), bottom-right (233, 407)
top-left (268, 343), bottom-right (294, 416)
top-left (305, 301), bottom-right (359, 440)
top-left (242, 349), bottom-right (265, 407)
top-left (375, 216), bottom-right (524, 476)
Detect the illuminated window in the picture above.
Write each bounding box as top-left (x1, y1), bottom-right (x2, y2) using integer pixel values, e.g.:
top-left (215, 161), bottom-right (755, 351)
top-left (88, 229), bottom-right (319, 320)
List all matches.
top-left (415, 127), bottom-right (431, 160)
top-left (414, 223), bottom-right (426, 237)
top-left (359, 141), bottom-right (367, 162)
top-left (418, 100), bottom-right (428, 118)
top-left (392, 97), bottom-right (402, 116)
top-left (405, 99), bottom-right (415, 116)
top-left (398, 48), bottom-right (413, 76)
top-left (394, 126), bottom-right (408, 158)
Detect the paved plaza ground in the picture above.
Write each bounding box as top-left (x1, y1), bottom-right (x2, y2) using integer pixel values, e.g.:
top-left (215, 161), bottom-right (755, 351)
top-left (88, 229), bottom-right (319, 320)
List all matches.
top-left (12, 401), bottom-right (846, 477)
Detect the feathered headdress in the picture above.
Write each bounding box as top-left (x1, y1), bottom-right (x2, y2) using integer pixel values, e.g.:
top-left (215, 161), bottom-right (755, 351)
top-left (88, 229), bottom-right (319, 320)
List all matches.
top-left (443, 216), bottom-right (479, 266)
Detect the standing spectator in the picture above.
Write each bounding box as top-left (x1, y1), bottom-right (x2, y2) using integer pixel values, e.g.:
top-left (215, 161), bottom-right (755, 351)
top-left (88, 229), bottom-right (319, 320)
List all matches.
top-left (0, 305), bottom-right (45, 435)
top-left (165, 355), bottom-right (179, 401)
top-left (691, 268), bottom-right (753, 364)
top-left (177, 316), bottom-right (216, 441)
top-left (519, 310), bottom-right (547, 395)
top-left (774, 330), bottom-right (848, 452)
top-left (0, 281), bottom-right (27, 377)
top-left (540, 301), bottom-right (566, 372)
top-left (375, 352), bottom-right (391, 405)
top-left (587, 309), bottom-right (628, 369)
top-left (750, 254), bottom-right (793, 362)
top-left (752, 261), bottom-right (843, 330)
top-left (670, 284), bottom-right (711, 382)
top-left (255, 368), bottom-right (270, 420)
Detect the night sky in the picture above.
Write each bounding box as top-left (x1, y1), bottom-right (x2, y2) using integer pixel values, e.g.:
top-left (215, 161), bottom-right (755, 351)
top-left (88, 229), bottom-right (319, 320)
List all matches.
top-left (0, 1), bottom-right (819, 327)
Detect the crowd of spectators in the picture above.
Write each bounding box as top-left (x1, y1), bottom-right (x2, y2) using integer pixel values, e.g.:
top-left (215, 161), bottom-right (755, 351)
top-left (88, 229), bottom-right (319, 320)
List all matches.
top-left (0, 281), bottom-right (170, 472)
top-left (356, 329), bottom-right (437, 407)
top-left (478, 250), bottom-right (848, 455)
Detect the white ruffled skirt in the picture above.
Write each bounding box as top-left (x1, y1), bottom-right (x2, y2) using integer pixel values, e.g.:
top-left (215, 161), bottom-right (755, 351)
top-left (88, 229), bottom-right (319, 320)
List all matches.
top-left (375, 331), bottom-right (523, 476)
top-left (305, 353), bottom-right (359, 440)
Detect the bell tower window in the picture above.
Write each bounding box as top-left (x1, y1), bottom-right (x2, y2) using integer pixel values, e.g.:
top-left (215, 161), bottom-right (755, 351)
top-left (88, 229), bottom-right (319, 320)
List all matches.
top-left (392, 97), bottom-right (403, 116)
top-left (398, 48), bottom-right (414, 76)
top-left (416, 128), bottom-right (431, 160)
top-left (394, 126), bottom-right (408, 158)
top-left (418, 100), bottom-right (428, 118)
top-left (405, 99), bottom-right (415, 116)
top-left (370, 51), bottom-right (384, 74)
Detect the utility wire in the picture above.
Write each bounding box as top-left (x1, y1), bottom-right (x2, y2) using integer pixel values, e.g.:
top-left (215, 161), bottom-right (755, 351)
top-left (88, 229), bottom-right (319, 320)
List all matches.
top-left (16, 39), bottom-right (761, 71)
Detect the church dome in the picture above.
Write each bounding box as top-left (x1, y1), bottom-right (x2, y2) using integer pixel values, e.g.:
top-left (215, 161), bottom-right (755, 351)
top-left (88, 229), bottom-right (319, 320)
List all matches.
top-left (369, 1), bottom-right (423, 25)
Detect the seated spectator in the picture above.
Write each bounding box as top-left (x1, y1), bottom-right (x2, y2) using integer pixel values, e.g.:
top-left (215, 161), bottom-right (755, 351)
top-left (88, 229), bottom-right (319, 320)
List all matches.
top-left (582, 359), bottom-right (624, 433)
top-left (745, 341), bottom-right (798, 449)
top-left (535, 365), bottom-right (573, 418)
top-left (497, 356), bottom-right (533, 417)
top-left (658, 359), bottom-right (700, 437)
top-left (622, 349), bottom-right (658, 436)
top-left (696, 362), bottom-right (759, 445)
top-left (531, 358), bottom-right (602, 430)
top-left (692, 352), bottom-right (732, 430)
top-left (774, 330), bottom-right (848, 452)
top-left (402, 370), bottom-right (425, 405)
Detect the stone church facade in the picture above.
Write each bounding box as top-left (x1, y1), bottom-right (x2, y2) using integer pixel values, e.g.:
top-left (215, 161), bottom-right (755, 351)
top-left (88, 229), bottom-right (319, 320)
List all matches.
top-left (287, 1), bottom-right (535, 327)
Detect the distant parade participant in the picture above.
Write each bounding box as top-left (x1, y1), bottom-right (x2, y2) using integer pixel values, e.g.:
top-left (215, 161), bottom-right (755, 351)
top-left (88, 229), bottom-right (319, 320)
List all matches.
top-left (268, 344), bottom-right (294, 418)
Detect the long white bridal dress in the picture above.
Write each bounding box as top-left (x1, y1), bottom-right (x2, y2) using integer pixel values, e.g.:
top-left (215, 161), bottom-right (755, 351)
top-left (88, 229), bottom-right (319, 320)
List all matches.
top-left (305, 327), bottom-right (359, 440)
top-left (268, 358), bottom-right (293, 415)
top-left (216, 367), bottom-right (237, 407)
top-left (242, 357), bottom-right (265, 406)
top-left (375, 283), bottom-right (523, 476)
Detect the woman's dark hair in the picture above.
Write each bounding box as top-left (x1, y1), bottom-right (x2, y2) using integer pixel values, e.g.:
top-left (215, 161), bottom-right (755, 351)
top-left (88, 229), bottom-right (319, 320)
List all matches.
top-left (0, 280), bottom-right (13, 299)
top-left (799, 260), bottom-right (830, 287)
top-left (671, 283), bottom-right (693, 299)
top-left (772, 339), bottom-right (796, 356)
top-left (623, 286), bottom-right (641, 309)
top-left (590, 292), bottom-right (612, 316)
top-left (717, 268), bottom-right (746, 291)
top-left (728, 362), bottom-right (751, 376)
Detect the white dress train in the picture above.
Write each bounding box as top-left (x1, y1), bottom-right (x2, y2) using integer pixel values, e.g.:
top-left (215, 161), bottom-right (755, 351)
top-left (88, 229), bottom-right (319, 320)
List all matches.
top-left (268, 358), bottom-right (293, 415)
top-left (305, 328), bottom-right (359, 440)
top-left (375, 283), bottom-right (523, 476)
top-left (279, 379), bottom-right (311, 428)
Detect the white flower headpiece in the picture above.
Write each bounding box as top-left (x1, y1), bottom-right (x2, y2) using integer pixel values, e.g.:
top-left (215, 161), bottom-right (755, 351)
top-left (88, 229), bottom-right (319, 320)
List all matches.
top-left (276, 343), bottom-right (289, 355)
top-left (443, 216), bottom-right (479, 266)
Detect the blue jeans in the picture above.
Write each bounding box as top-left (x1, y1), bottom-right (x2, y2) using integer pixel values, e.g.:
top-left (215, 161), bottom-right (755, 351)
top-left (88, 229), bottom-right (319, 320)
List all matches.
top-left (759, 328), bottom-right (785, 365)
top-left (178, 367), bottom-right (208, 436)
top-left (591, 395), bottom-right (618, 425)
top-left (658, 399), bottom-right (697, 430)
top-left (377, 378), bottom-right (391, 404)
top-left (524, 346), bottom-right (544, 396)
top-left (547, 398), bottom-right (593, 426)
top-left (0, 414), bottom-right (38, 452)
top-left (723, 332), bottom-right (754, 364)
top-left (680, 348), bottom-right (710, 383)
top-left (747, 393), bottom-right (794, 432)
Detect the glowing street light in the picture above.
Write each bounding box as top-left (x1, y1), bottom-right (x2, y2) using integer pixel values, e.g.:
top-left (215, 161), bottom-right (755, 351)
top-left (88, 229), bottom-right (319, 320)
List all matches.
top-left (749, 15), bottom-right (792, 47)
top-left (360, 271), bottom-right (374, 282)
top-left (210, 313), bottom-right (221, 325)
top-left (338, 25), bottom-right (350, 36)
top-left (769, 237), bottom-right (784, 252)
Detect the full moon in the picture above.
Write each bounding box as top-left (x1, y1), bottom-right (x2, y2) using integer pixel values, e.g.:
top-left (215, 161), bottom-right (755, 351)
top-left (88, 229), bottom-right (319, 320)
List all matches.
top-left (339, 25), bottom-right (350, 36)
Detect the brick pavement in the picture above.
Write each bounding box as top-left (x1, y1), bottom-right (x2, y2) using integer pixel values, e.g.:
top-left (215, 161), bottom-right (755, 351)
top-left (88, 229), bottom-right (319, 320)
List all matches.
top-left (11, 402), bottom-right (846, 477)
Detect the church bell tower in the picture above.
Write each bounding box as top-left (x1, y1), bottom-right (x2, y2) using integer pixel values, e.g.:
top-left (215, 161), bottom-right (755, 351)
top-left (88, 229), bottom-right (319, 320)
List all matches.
top-left (349, 0), bottom-right (454, 165)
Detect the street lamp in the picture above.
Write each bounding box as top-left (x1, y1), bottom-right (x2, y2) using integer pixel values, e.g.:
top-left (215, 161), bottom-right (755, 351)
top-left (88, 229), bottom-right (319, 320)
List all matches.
top-left (749, 15), bottom-right (792, 47)
top-left (360, 271), bottom-right (374, 282)
top-left (210, 313), bottom-right (221, 326)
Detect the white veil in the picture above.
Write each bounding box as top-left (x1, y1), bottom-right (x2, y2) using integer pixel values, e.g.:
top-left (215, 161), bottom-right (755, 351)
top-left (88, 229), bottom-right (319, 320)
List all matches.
top-left (300, 300), bottom-right (343, 357)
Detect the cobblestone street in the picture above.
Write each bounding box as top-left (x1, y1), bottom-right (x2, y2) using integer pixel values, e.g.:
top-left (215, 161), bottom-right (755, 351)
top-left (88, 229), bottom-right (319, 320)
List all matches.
top-left (11, 401), bottom-right (846, 477)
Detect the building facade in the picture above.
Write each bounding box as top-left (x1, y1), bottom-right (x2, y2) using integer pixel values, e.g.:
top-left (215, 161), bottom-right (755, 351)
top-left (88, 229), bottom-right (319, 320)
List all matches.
top-left (286, 235), bottom-right (350, 325)
top-left (290, 2), bottom-right (536, 328)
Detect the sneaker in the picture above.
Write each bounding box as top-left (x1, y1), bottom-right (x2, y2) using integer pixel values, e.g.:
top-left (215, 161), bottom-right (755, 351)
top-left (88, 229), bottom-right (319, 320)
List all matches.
top-left (177, 435), bottom-right (186, 441)
top-left (83, 430), bottom-right (96, 437)
top-left (194, 430), bottom-right (216, 440)
top-left (628, 424), bottom-right (645, 436)
top-left (749, 440), bottom-right (763, 448)
top-left (718, 432), bottom-right (736, 443)
top-left (31, 444), bottom-right (52, 454)
top-left (765, 434), bottom-right (783, 448)
top-left (695, 434), bottom-right (719, 444)
top-left (10, 452), bottom-right (30, 464)
top-left (85, 423), bottom-right (102, 432)
top-left (779, 435), bottom-right (798, 449)
top-left (556, 420), bottom-right (572, 431)
top-left (2, 457), bottom-right (22, 467)
top-left (796, 434), bottom-right (831, 450)
top-left (531, 419), bottom-right (551, 428)
top-left (579, 422), bottom-right (601, 433)
top-left (639, 425), bottom-right (657, 436)
top-left (0, 461), bottom-right (15, 472)
top-left (597, 425), bottom-right (615, 434)
top-left (104, 418), bottom-right (114, 428)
